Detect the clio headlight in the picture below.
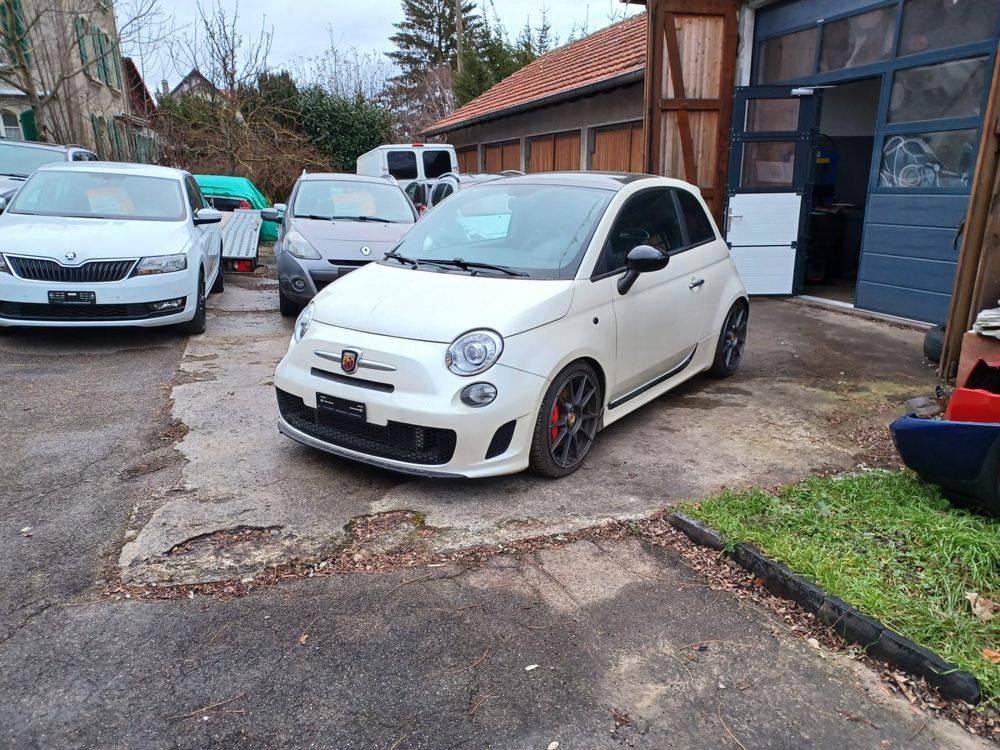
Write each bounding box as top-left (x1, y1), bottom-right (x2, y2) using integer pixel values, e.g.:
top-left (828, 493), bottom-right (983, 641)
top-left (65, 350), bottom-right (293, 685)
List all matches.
top-left (283, 230), bottom-right (321, 260)
top-left (446, 329), bottom-right (503, 376)
top-left (293, 302), bottom-right (314, 342)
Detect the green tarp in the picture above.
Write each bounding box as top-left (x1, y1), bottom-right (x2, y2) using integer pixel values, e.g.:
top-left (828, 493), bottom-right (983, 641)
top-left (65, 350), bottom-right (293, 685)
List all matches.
top-left (193, 174), bottom-right (278, 242)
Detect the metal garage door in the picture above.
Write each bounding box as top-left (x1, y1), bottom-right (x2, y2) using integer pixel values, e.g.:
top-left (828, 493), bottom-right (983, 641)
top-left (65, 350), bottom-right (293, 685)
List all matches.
top-left (527, 131), bottom-right (582, 172)
top-left (591, 121), bottom-right (644, 172)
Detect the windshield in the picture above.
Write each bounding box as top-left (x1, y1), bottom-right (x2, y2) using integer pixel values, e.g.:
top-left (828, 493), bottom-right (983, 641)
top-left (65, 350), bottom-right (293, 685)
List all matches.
top-left (0, 142), bottom-right (65, 177)
top-left (8, 170), bottom-right (187, 221)
top-left (293, 180), bottom-right (415, 223)
top-left (384, 183), bottom-right (613, 279)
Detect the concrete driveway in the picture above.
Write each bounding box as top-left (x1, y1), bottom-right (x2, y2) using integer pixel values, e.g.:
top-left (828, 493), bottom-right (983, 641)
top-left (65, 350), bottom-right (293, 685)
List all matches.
top-left (104, 277), bottom-right (937, 585)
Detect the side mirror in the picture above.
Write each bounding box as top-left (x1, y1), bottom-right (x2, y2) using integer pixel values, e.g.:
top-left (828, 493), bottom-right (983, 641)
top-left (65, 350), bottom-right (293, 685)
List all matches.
top-left (193, 207), bottom-right (223, 225)
top-left (260, 207), bottom-right (281, 223)
top-left (617, 244), bottom-right (669, 295)
top-left (0, 197), bottom-right (6, 213)
top-left (274, 203), bottom-right (286, 213)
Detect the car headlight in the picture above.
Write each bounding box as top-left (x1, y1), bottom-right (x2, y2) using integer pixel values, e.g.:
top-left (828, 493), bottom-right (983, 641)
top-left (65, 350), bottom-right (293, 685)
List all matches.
top-left (446, 329), bottom-right (503, 376)
top-left (135, 254), bottom-right (187, 275)
top-left (283, 231), bottom-right (321, 260)
top-left (293, 302), bottom-right (314, 342)
top-left (0, 254), bottom-right (8, 274)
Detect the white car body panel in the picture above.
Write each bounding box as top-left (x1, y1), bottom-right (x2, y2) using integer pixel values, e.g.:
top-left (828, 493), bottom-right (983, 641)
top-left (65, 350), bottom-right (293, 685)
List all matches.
top-left (0, 162), bottom-right (222, 328)
top-left (275, 175), bottom-right (748, 478)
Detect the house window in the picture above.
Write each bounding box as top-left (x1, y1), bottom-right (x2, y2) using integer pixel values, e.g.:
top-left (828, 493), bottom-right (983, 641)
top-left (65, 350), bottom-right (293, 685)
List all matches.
top-left (819, 6), bottom-right (895, 73)
top-left (756, 27), bottom-right (817, 83)
top-left (888, 56), bottom-right (990, 123)
top-left (1, 110), bottom-right (21, 139)
top-left (898, 0), bottom-right (999, 58)
top-left (878, 129), bottom-right (977, 188)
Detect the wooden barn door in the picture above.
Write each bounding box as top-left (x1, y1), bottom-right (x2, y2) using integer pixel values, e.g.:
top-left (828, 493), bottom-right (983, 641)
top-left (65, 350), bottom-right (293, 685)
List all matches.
top-left (456, 146), bottom-right (478, 173)
top-left (528, 131), bottom-right (582, 172)
top-left (644, 0), bottom-right (739, 225)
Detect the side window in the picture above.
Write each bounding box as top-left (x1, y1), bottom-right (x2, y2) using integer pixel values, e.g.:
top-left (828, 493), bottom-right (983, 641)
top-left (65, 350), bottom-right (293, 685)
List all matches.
top-left (596, 188), bottom-right (683, 275)
top-left (676, 190), bottom-right (716, 245)
top-left (387, 151), bottom-right (418, 180)
top-left (183, 177), bottom-right (204, 214)
top-left (71, 151), bottom-right (88, 161)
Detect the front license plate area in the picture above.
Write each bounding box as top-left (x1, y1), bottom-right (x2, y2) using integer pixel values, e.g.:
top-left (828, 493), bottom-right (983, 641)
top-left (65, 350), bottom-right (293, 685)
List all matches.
top-left (48, 290), bottom-right (96, 304)
top-left (317, 393), bottom-right (366, 421)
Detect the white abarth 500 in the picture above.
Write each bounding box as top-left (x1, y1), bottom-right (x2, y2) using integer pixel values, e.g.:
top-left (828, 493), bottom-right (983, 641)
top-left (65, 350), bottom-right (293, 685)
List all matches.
top-left (0, 162), bottom-right (223, 333)
top-left (275, 173), bottom-right (748, 479)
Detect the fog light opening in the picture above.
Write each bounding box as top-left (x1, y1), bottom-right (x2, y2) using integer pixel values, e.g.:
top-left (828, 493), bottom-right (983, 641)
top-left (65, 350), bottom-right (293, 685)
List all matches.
top-left (291, 277), bottom-right (307, 292)
top-left (148, 297), bottom-right (185, 311)
top-left (460, 382), bottom-right (497, 407)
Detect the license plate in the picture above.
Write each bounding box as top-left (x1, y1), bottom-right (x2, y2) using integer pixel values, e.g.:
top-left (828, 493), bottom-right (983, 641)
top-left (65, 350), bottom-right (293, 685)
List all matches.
top-left (317, 393), bottom-right (366, 421)
top-left (48, 290), bottom-right (95, 304)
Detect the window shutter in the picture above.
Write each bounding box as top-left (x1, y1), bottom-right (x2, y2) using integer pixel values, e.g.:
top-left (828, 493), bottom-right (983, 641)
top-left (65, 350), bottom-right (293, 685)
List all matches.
top-left (90, 113), bottom-right (104, 157)
top-left (19, 109), bottom-right (36, 141)
top-left (2, 0), bottom-right (32, 67)
top-left (90, 26), bottom-right (107, 82)
top-left (110, 39), bottom-right (122, 89)
top-left (74, 17), bottom-right (88, 65)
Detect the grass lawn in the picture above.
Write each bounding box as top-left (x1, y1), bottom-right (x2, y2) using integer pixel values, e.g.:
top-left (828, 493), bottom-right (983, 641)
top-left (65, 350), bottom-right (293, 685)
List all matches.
top-left (679, 470), bottom-right (1000, 703)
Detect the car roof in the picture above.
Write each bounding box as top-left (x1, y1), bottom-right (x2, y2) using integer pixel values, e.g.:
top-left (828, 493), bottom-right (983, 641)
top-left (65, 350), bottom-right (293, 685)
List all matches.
top-left (494, 171), bottom-right (674, 191)
top-left (300, 172), bottom-right (393, 186)
top-left (35, 161), bottom-right (187, 179)
top-left (0, 140), bottom-right (69, 153)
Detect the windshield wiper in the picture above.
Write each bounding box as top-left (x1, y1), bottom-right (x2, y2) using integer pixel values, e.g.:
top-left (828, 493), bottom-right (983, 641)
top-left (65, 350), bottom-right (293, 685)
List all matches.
top-left (0, 172), bottom-right (28, 179)
top-left (383, 249), bottom-right (419, 268)
top-left (433, 258), bottom-right (528, 277)
top-left (338, 215), bottom-right (399, 223)
top-left (293, 214), bottom-right (335, 221)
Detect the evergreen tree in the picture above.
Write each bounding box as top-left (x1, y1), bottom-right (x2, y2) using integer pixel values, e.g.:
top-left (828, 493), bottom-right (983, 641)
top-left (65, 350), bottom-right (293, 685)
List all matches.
top-left (388, 0), bottom-right (479, 87)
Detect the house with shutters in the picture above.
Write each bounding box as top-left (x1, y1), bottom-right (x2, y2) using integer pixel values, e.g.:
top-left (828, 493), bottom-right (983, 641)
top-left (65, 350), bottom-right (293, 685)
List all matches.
top-left (0, 0), bottom-right (148, 160)
top-left (426, 0), bottom-right (1000, 326)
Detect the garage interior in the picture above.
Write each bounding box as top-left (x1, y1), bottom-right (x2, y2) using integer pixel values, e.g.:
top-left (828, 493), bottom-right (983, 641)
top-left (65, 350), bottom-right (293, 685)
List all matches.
top-left (803, 77), bottom-right (881, 305)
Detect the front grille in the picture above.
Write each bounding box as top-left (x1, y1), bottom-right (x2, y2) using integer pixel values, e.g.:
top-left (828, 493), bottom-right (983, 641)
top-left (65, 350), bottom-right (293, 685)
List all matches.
top-left (0, 300), bottom-right (182, 321)
top-left (6, 255), bottom-right (137, 283)
top-left (277, 388), bottom-right (456, 466)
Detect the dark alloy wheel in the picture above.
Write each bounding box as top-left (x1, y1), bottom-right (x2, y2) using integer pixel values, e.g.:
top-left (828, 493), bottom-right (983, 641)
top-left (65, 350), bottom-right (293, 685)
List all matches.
top-left (530, 361), bottom-right (602, 478)
top-left (708, 299), bottom-right (748, 377)
top-left (178, 273), bottom-right (207, 335)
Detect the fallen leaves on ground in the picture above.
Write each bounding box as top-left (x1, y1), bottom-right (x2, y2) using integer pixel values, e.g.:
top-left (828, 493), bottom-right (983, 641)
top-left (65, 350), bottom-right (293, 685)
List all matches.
top-left (982, 648), bottom-right (1000, 665)
top-left (966, 592), bottom-right (996, 623)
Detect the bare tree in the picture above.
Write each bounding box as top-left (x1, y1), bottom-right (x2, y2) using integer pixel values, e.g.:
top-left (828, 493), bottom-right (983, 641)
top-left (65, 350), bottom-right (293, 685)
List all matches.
top-left (389, 62), bottom-right (455, 139)
top-left (115, 0), bottom-right (178, 88)
top-left (293, 27), bottom-right (394, 104)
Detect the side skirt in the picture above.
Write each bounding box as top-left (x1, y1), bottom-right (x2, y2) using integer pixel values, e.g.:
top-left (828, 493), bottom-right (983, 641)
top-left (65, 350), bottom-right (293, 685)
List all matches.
top-left (607, 346), bottom-right (699, 411)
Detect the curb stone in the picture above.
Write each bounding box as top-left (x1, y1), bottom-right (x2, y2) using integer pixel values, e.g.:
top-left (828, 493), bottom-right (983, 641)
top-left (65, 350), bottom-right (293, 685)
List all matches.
top-left (667, 513), bottom-right (983, 704)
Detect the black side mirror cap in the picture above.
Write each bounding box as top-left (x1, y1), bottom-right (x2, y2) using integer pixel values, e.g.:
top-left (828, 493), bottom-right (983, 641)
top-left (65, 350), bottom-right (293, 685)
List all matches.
top-left (618, 244), bottom-right (669, 295)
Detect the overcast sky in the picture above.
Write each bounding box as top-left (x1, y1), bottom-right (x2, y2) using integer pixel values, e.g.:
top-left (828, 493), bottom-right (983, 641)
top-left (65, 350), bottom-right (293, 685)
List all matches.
top-left (132, 0), bottom-right (639, 92)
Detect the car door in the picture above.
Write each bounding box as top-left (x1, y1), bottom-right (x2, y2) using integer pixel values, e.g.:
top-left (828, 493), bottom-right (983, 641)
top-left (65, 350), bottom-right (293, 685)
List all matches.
top-left (595, 187), bottom-right (703, 402)
top-left (674, 188), bottom-right (732, 342)
top-left (184, 176), bottom-right (220, 280)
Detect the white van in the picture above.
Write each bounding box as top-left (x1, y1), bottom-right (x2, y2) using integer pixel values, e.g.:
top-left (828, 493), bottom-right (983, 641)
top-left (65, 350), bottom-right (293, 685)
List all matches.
top-left (356, 144), bottom-right (458, 185)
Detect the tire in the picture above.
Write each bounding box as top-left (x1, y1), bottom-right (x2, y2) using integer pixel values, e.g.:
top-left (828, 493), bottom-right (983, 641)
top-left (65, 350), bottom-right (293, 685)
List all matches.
top-left (210, 254), bottom-right (224, 294)
top-left (279, 287), bottom-right (300, 317)
top-left (923, 324), bottom-right (945, 363)
top-left (529, 360), bottom-right (603, 479)
top-left (708, 299), bottom-right (749, 378)
top-left (177, 273), bottom-right (207, 335)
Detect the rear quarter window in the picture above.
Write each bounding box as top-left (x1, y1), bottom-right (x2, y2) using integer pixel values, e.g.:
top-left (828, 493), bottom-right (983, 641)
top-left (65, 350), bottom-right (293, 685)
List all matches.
top-left (677, 190), bottom-right (716, 245)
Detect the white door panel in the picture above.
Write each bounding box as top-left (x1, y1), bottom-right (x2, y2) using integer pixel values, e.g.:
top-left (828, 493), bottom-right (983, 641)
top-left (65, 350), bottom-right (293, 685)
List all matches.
top-left (727, 193), bottom-right (801, 246)
top-left (729, 246), bottom-right (796, 295)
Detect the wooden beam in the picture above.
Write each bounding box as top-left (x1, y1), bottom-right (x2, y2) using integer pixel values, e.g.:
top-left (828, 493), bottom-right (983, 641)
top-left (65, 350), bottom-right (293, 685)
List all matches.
top-left (941, 50), bottom-right (1000, 379)
top-left (660, 99), bottom-right (723, 110)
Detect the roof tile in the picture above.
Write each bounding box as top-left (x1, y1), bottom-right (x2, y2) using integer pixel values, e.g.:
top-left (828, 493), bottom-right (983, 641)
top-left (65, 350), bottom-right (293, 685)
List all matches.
top-left (425, 13), bottom-right (647, 134)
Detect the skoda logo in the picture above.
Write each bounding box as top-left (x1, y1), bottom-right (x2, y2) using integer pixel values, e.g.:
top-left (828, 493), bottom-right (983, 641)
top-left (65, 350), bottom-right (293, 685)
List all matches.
top-left (360, 246), bottom-right (372, 256)
top-left (341, 349), bottom-right (361, 374)
top-left (64, 251), bottom-right (77, 262)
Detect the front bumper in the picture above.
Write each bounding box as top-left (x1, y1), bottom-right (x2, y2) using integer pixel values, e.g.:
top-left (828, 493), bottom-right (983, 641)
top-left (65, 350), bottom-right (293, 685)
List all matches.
top-left (273, 321), bottom-right (548, 478)
top-left (277, 253), bottom-right (367, 306)
top-left (0, 269), bottom-right (197, 328)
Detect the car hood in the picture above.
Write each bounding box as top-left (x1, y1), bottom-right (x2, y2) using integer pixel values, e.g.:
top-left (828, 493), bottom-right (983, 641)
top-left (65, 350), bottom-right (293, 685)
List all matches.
top-left (0, 175), bottom-right (25, 199)
top-left (292, 217), bottom-right (412, 262)
top-left (0, 213), bottom-right (191, 261)
top-left (311, 262), bottom-right (576, 342)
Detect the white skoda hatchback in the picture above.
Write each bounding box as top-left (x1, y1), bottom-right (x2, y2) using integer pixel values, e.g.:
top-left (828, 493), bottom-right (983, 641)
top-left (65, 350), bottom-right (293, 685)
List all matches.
top-left (275, 173), bottom-right (748, 478)
top-left (0, 163), bottom-right (223, 333)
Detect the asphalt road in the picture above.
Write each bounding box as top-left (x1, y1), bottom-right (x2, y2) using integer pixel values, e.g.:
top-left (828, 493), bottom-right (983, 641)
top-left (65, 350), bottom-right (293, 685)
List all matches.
top-left (1, 290), bottom-right (985, 749)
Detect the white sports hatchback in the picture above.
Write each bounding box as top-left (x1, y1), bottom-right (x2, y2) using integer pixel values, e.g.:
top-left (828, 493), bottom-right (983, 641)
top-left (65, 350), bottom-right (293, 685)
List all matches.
top-left (0, 162), bottom-right (223, 333)
top-left (275, 173), bottom-right (748, 478)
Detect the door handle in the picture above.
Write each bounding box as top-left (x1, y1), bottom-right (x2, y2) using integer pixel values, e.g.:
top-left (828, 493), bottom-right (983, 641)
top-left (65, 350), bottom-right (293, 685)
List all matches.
top-left (689, 278), bottom-right (705, 289)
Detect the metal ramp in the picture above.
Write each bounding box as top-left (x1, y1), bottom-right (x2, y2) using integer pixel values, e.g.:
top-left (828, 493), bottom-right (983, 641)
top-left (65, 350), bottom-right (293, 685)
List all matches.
top-left (220, 209), bottom-right (262, 273)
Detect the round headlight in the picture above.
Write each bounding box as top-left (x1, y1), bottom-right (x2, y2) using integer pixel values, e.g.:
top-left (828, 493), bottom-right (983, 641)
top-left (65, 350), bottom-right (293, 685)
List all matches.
top-left (446, 329), bottom-right (503, 376)
top-left (293, 302), bottom-right (314, 342)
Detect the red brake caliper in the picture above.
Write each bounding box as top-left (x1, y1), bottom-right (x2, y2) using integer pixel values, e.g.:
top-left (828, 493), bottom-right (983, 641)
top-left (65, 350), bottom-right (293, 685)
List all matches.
top-left (550, 403), bottom-right (559, 443)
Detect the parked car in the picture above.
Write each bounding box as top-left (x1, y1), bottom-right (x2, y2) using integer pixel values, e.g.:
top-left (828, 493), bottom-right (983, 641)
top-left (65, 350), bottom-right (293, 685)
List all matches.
top-left (194, 174), bottom-right (278, 243)
top-left (274, 172), bottom-right (749, 479)
top-left (0, 162), bottom-right (223, 334)
top-left (0, 140), bottom-right (98, 205)
top-left (261, 173), bottom-right (418, 316)
top-left (356, 143), bottom-right (457, 188)
top-left (425, 171), bottom-right (519, 209)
